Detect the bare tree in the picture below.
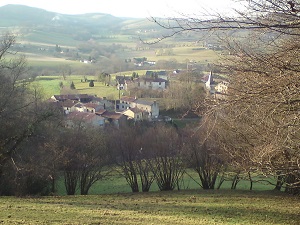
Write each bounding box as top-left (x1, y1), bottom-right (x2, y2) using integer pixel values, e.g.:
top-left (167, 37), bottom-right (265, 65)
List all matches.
top-left (182, 118), bottom-right (224, 190)
top-left (108, 123), bottom-right (155, 193)
top-left (59, 64), bottom-right (72, 80)
top-left (78, 128), bottom-right (109, 195)
top-left (149, 1), bottom-right (300, 193)
top-left (109, 126), bottom-right (140, 192)
top-left (143, 124), bottom-right (184, 191)
top-left (163, 81), bottom-right (206, 112)
top-left (148, 0), bottom-right (300, 44)
top-left (0, 33), bottom-right (60, 195)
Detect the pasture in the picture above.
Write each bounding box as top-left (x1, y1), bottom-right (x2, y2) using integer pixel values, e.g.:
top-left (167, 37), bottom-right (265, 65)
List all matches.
top-left (32, 75), bottom-right (122, 99)
top-left (0, 190), bottom-right (299, 224)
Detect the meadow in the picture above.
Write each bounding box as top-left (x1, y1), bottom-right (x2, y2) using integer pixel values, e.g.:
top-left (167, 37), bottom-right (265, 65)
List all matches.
top-left (0, 190), bottom-right (299, 224)
top-left (32, 74), bottom-right (128, 100)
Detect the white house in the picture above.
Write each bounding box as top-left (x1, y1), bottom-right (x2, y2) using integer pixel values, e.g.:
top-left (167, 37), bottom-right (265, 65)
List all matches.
top-left (83, 103), bottom-right (104, 113)
top-left (214, 80), bottom-right (229, 100)
top-left (131, 99), bottom-right (159, 119)
top-left (145, 70), bottom-right (168, 80)
top-left (122, 107), bottom-right (145, 121)
top-left (118, 96), bottom-right (137, 110)
top-left (135, 78), bottom-right (167, 90)
top-left (118, 96), bottom-right (159, 119)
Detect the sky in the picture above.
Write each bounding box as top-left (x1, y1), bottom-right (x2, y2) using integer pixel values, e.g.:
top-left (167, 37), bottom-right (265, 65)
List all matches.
top-left (0, 0), bottom-right (241, 18)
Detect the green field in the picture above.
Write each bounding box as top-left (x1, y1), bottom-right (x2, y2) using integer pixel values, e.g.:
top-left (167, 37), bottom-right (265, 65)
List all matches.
top-left (32, 75), bottom-right (124, 99)
top-left (21, 43), bottom-right (219, 70)
top-left (59, 171), bottom-right (275, 196)
top-left (0, 190), bottom-right (299, 224)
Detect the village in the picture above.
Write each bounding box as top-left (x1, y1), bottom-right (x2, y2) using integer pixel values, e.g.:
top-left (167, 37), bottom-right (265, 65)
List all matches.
top-left (49, 69), bottom-right (228, 128)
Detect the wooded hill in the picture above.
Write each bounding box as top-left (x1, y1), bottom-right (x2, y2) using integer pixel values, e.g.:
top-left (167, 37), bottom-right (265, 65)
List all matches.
top-left (0, 4), bottom-right (172, 44)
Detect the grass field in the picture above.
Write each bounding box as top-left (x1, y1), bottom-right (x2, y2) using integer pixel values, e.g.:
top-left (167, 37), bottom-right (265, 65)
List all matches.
top-left (33, 75), bottom-right (124, 99)
top-left (0, 190), bottom-right (299, 224)
top-left (57, 169), bottom-right (277, 196)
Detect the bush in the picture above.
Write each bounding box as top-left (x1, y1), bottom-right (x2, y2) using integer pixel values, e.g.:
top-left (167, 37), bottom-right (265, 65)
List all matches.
top-left (89, 80), bottom-right (94, 87)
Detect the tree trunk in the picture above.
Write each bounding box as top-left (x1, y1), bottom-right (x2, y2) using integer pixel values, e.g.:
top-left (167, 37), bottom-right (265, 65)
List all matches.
top-left (64, 170), bottom-right (79, 195)
top-left (217, 175), bottom-right (225, 190)
top-left (231, 173), bottom-right (240, 190)
top-left (274, 175), bottom-right (284, 191)
top-left (248, 172), bottom-right (253, 191)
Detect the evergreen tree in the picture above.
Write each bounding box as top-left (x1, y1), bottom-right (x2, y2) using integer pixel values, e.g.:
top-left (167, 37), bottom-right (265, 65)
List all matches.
top-left (89, 80), bottom-right (94, 87)
top-left (55, 44), bottom-right (61, 52)
top-left (70, 81), bottom-right (76, 90)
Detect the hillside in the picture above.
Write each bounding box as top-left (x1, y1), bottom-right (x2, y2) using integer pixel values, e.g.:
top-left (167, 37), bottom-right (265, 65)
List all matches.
top-left (0, 5), bottom-right (166, 41)
top-left (0, 4), bottom-right (122, 28)
top-left (0, 4), bottom-right (221, 76)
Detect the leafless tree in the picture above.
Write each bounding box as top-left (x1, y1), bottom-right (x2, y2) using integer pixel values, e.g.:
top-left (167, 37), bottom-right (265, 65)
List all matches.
top-left (58, 122), bottom-right (109, 195)
top-left (163, 81), bottom-right (206, 112)
top-left (59, 64), bottom-right (72, 80)
top-left (143, 124), bottom-right (184, 191)
top-left (150, 0), bottom-right (300, 193)
top-left (109, 123), bottom-right (156, 192)
top-left (182, 119), bottom-right (224, 189)
top-left (0, 33), bottom-right (60, 195)
top-left (148, 0), bottom-right (300, 43)
top-left (109, 125), bottom-right (140, 192)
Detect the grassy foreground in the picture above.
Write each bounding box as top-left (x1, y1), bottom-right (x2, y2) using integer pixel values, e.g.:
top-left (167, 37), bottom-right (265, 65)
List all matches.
top-left (0, 190), bottom-right (299, 225)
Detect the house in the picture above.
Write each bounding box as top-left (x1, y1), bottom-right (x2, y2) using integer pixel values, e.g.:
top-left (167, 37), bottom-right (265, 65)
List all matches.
top-left (83, 103), bottom-right (103, 113)
top-left (215, 81), bottom-right (229, 94)
top-left (65, 112), bottom-right (105, 127)
top-left (118, 96), bottom-right (137, 110)
top-left (122, 107), bottom-right (145, 121)
top-left (71, 102), bottom-right (85, 112)
top-left (50, 93), bottom-right (129, 128)
top-left (90, 96), bottom-right (114, 110)
top-left (58, 99), bottom-right (78, 114)
top-left (145, 61), bottom-right (156, 66)
top-left (117, 96), bottom-right (159, 120)
top-left (145, 70), bottom-right (168, 80)
top-left (116, 76), bottom-right (132, 90)
top-left (131, 99), bottom-right (159, 119)
top-left (214, 81), bottom-right (229, 100)
top-left (135, 77), bottom-right (167, 90)
top-left (99, 111), bottom-right (126, 127)
top-left (51, 94), bottom-right (92, 103)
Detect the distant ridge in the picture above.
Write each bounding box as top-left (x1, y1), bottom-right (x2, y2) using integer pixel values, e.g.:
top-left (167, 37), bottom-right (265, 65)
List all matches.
top-left (0, 4), bottom-right (123, 27)
top-left (0, 4), bottom-right (167, 47)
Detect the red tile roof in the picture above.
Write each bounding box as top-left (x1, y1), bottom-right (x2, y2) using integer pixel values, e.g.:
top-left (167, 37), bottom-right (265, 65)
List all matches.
top-left (84, 103), bottom-right (100, 109)
top-left (120, 96), bottom-right (136, 103)
top-left (67, 112), bottom-right (104, 121)
top-left (101, 111), bottom-right (123, 120)
top-left (95, 109), bottom-right (107, 115)
top-left (129, 107), bottom-right (144, 113)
